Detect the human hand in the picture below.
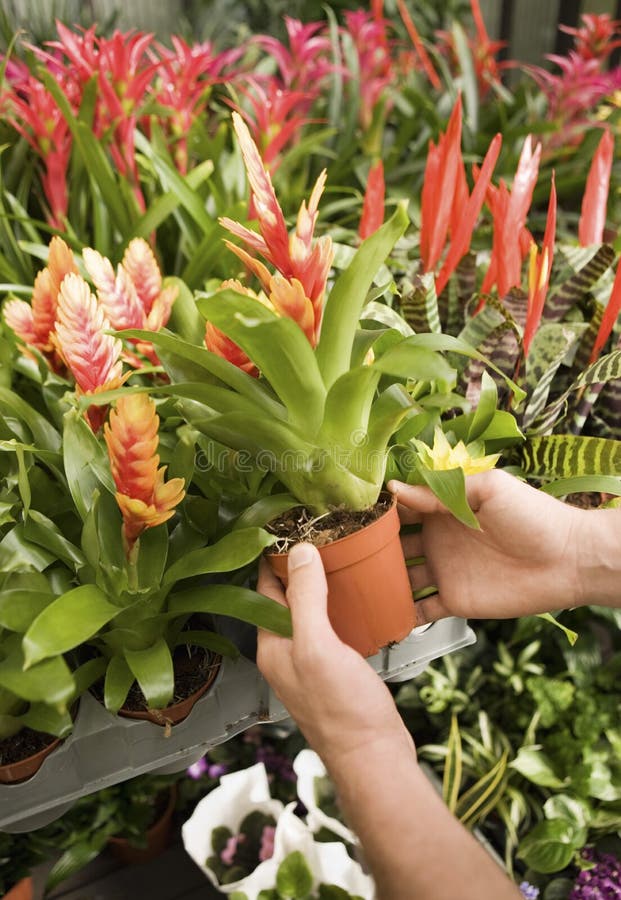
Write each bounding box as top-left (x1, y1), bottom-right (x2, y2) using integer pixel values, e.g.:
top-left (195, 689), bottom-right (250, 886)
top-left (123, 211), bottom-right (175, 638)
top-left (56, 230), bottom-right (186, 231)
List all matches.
top-left (256, 544), bottom-right (415, 769)
top-left (390, 469), bottom-right (588, 624)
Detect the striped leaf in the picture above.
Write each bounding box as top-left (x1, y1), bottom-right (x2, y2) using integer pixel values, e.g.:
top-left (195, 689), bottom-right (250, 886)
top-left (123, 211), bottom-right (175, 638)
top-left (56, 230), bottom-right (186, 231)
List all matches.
top-left (544, 244), bottom-right (615, 322)
top-left (522, 325), bottom-right (582, 429)
top-left (520, 434), bottom-right (621, 479)
top-left (570, 301), bottom-right (604, 377)
top-left (443, 714), bottom-right (463, 814)
top-left (456, 751), bottom-right (509, 829)
top-left (530, 348), bottom-right (621, 434)
top-left (399, 271), bottom-right (441, 334)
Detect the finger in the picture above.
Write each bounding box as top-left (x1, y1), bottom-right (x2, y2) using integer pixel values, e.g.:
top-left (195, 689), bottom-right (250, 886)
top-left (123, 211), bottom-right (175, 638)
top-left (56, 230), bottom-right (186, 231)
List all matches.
top-left (258, 558), bottom-right (288, 605)
top-left (286, 543), bottom-right (332, 638)
top-left (396, 501), bottom-right (423, 526)
top-left (388, 481), bottom-right (450, 515)
top-left (415, 593), bottom-right (449, 625)
top-left (401, 532), bottom-right (424, 560)
top-left (407, 561), bottom-right (434, 593)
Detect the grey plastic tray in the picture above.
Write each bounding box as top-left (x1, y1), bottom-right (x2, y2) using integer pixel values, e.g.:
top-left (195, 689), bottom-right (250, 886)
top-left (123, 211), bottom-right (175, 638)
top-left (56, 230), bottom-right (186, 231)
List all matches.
top-left (0, 617), bottom-right (475, 833)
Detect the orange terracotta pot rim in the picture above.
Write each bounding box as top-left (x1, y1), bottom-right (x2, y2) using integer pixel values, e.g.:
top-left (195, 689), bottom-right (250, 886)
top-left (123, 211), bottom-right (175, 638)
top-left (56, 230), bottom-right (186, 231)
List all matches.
top-left (265, 490), bottom-right (397, 563)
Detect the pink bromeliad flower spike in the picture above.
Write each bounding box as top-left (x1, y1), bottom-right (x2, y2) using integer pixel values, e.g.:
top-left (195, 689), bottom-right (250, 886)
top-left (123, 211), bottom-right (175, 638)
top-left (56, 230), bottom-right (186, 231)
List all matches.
top-left (52, 273), bottom-right (124, 431)
top-left (104, 392), bottom-right (185, 558)
top-left (579, 129), bottom-right (614, 247)
top-left (4, 236), bottom-right (77, 369)
top-left (204, 279), bottom-right (271, 376)
top-left (83, 238), bottom-right (177, 366)
top-left (219, 111), bottom-right (333, 345)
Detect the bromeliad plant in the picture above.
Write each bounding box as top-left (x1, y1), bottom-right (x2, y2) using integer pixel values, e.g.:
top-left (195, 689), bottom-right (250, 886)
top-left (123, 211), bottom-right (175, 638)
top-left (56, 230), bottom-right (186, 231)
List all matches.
top-left (0, 239), bottom-right (291, 717)
top-left (129, 112), bottom-right (522, 529)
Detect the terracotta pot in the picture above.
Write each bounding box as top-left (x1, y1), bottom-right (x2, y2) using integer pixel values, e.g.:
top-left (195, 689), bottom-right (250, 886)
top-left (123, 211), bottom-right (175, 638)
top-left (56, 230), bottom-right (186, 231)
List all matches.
top-left (109, 785), bottom-right (177, 865)
top-left (267, 495), bottom-right (415, 657)
top-left (5, 877), bottom-right (34, 900)
top-left (0, 735), bottom-right (62, 785)
top-left (119, 656), bottom-right (221, 727)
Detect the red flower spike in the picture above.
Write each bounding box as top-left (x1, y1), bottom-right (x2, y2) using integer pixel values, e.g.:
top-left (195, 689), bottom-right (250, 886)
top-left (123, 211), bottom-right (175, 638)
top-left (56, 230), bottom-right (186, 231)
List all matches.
top-left (420, 96), bottom-right (463, 273)
top-left (104, 393), bottom-right (185, 553)
top-left (83, 249), bottom-right (144, 330)
top-left (523, 175), bottom-right (557, 357)
top-left (122, 239), bottom-right (162, 316)
top-left (397, 0), bottom-right (441, 90)
top-left (436, 132), bottom-right (502, 297)
top-left (268, 276), bottom-right (315, 344)
top-left (345, 9), bottom-right (396, 130)
top-left (590, 261), bottom-right (621, 363)
top-left (579, 129), bottom-right (614, 247)
top-left (359, 160), bottom-right (385, 240)
top-left (481, 135), bottom-right (542, 297)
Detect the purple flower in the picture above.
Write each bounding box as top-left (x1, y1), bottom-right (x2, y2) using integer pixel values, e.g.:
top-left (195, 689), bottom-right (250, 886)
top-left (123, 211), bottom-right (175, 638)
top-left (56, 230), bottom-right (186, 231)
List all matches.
top-left (570, 849), bottom-right (621, 899)
top-left (207, 762), bottom-right (229, 779)
top-left (258, 825), bottom-right (276, 862)
top-left (187, 757), bottom-right (208, 779)
top-left (519, 883), bottom-right (540, 900)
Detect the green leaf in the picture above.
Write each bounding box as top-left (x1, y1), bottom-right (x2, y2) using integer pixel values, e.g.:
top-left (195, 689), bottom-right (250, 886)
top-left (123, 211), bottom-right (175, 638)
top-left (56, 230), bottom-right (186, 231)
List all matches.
top-left (0, 589), bottom-right (54, 632)
top-left (525, 676), bottom-right (575, 727)
top-left (167, 585), bottom-right (292, 637)
top-left (45, 839), bottom-right (108, 893)
top-left (0, 387), bottom-right (61, 452)
top-left (452, 22), bottom-right (478, 133)
top-left (23, 585), bottom-right (121, 667)
top-left (417, 466), bottom-right (479, 529)
top-left (123, 329), bottom-right (283, 419)
top-left (233, 495), bottom-right (298, 530)
top-left (316, 205), bottom-right (409, 389)
top-left (23, 510), bottom-right (85, 568)
top-left (535, 613), bottom-right (578, 646)
top-left (164, 527), bottom-right (275, 587)
top-left (374, 342), bottom-right (456, 386)
top-left (104, 655), bottom-right (135, 713)
top-left (21, 702), bottom-right (73, 737)
top-left (276, 851), bottom-right (314, 899)
top-left (539, 475), bottom-right (621, 497)
top-left (456, 751), bottom-right (509, 828)
top-left (165, 275), bottom-right (209, 344)
top-left (518, 819), bottom-right (587, 874)
top-left (0, 636), bottom-right (74, 707)
top-left (509, 747), bottom-right (566, 789)
top-left (135, 524), bottom-right (169, 591)
top-left (197, 289), bottom-right (326, 433)
top-left (467, 371), bottom-right (498, 442)
top-left (124, 638), bottom-right (174, 710)
top-left (62, 408), bottom-right (115, 521)
top-left (0, 524), bottom-right (57, 572)
top-left (175, 630), bottom-right (238, 659)
top-left (543, 794), bottom-right (590, 828)
top-left (443, 714), bottom-right (462, 813)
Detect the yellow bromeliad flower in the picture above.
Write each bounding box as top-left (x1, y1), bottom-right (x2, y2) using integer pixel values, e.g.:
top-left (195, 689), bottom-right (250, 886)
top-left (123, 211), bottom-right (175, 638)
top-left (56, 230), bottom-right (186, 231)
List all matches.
top-left (413, 427), bottom-right (500, 475)
top-left (104, 393), bottom-right (185, 556)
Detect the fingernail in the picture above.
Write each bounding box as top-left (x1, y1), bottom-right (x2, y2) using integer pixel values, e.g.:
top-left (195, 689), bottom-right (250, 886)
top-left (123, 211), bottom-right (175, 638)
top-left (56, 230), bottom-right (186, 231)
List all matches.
top-left (387, 480), bottom-right (404, 494)
top-left (288, 543), bottom-right (316, 572)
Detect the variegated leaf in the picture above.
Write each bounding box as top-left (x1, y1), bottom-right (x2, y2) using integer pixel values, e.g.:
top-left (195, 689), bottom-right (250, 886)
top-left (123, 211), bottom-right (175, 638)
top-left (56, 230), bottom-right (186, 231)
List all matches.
top-left (399, 271), bottom-right (441, 334)
top-left (520, 434), bottom-right (621, 479)
top-left (543, 244), bottom-right (615, 323)
top-left (522, 325), bottom-right (583, 429)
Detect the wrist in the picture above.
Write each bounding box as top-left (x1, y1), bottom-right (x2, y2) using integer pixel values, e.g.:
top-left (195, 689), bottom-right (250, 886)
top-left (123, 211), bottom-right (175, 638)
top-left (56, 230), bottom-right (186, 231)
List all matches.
top-left (576, 508), bottom-right (621, 607)
top-left (319, 726), bottom-right (417, 782)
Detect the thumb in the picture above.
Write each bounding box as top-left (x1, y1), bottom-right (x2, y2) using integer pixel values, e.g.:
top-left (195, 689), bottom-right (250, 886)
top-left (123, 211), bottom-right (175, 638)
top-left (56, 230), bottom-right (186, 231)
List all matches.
top-left (286, 543), bottom-right (331, 637)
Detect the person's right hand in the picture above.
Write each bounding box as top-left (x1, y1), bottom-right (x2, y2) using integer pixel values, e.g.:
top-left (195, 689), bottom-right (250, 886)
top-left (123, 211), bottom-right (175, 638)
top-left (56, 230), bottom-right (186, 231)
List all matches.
top-left (389, 469), bottom-right (591, 624)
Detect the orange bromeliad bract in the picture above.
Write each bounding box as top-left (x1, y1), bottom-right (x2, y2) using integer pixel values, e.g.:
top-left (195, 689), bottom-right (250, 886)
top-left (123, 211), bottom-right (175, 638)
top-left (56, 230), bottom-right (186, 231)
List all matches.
top-left (104, 393), bottom-right (185, 555)
top-left (219, 111), bottom-right (333, 347)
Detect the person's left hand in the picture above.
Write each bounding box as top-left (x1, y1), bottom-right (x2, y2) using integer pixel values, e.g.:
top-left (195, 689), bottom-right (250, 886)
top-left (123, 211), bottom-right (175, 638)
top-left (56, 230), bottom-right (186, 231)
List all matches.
top-left (256, 544), bottom-right (416, 768)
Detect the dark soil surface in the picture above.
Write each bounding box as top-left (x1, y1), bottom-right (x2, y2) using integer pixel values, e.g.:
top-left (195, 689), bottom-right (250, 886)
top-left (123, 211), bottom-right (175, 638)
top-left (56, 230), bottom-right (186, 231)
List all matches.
top-left (0, 727), bottom-right (58, 767)
top-left (266, 494), bottom-right (391, 553)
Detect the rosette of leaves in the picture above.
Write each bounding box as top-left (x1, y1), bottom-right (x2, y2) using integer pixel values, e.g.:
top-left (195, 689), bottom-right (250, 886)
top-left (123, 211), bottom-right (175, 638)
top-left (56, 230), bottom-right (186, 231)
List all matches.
top-left (0, 381), bottom-right (290, 714)
top-left (126, 206), bottom-right (523, 527)
top-left (390, 241), bottom-right (621, 501)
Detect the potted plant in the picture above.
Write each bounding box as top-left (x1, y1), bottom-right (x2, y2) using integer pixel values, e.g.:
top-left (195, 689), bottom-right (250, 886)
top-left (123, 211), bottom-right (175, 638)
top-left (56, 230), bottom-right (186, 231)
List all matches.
top-left (1, 237), bottom-right (292, 727)
top-left (132, 113), bottom-right (522, 657)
